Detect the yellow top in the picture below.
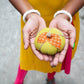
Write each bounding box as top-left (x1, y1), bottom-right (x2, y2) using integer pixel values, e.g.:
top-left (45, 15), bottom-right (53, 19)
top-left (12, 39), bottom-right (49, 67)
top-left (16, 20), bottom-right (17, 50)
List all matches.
top-left (20, 0), bottom-right (80, 73)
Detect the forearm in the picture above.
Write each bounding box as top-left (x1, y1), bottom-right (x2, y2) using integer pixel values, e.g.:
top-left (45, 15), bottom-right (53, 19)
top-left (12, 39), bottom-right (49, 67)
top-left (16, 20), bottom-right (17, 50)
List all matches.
top-left (58, 0), bottom-right (84, 20)
top-left (62, 0), bottom-right (84, 16)
top-left (9, 0), bottom-right (33, 15)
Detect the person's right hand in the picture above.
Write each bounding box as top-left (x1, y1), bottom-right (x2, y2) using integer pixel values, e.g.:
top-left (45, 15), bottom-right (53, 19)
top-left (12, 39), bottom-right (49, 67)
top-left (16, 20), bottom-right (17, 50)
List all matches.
top-left (22, 13), bottom-right (52, 61)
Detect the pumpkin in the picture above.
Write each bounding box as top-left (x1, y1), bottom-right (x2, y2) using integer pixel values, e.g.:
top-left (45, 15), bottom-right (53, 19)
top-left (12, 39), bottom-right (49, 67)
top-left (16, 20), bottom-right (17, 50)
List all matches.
top-left (34, 28), bottom-right (65, 55)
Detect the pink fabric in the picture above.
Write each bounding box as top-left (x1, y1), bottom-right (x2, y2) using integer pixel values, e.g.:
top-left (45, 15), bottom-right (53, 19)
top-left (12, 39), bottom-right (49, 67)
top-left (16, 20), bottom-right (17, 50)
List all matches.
top-left (61, 45), bottom-right (72, 74)
top-left (48, 72), bottom-right (56, 80)
top-left (15, 65), bottom-right (56, 83)
top-left (61, 22), bottom-right (73, 74)
top-left (14, 64), bottom-right (28, 84)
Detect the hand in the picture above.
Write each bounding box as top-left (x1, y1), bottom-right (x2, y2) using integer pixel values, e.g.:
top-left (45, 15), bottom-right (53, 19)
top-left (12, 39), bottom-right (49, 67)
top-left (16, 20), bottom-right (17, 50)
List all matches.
top-left (49, 14), bottom-right (76, 66)
top-left (22, 13), bottom-right (52, 61)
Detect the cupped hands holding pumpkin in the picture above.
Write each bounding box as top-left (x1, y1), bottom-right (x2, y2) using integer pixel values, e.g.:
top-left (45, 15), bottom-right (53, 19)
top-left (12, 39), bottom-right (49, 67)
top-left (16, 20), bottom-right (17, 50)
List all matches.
top-left (22, 13), bottom-right (76, 67)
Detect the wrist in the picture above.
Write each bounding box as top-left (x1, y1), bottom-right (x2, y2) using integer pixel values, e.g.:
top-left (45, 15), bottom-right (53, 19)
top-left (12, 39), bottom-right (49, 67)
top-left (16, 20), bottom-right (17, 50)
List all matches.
top-left (23, 9), bottom-right (41, 23)
top-left (54, 13), bottom-right (70, 21)
top-left (54, 10), bottom-right (72, 23)
top-left (25, 12), bottom-right (40, 21)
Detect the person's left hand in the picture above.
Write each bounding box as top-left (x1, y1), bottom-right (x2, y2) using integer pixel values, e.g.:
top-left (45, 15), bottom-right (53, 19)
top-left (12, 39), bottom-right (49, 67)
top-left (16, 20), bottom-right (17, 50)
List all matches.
top-left (49, 14), bottom-right (76, 66)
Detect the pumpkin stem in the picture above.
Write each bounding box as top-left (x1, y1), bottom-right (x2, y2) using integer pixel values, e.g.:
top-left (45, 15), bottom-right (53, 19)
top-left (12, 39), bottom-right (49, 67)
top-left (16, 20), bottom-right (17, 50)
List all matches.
top-left (46, 28), bottom-right (52, 38)
top-left (46, 33), bottom-right (52, 38)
